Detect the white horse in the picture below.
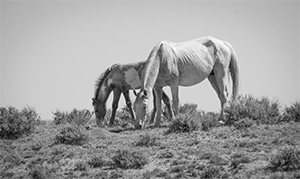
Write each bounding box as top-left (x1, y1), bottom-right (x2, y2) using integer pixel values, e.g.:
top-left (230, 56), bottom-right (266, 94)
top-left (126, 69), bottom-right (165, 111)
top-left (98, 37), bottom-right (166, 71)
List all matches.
top-left (133, 36), bottom-right (239, 128)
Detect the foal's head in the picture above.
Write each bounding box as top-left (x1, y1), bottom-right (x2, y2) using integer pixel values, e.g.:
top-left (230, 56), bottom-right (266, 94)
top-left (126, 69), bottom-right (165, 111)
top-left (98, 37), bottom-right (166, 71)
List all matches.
top-left (93, 65), bottom-right (116, 126)
top-left (92, 98), bottom-right (107, 126)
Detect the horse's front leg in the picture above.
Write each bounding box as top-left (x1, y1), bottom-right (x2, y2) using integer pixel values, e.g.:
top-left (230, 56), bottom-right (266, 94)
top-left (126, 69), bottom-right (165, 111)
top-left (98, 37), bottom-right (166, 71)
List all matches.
top-left (149, 89), bottom-right (157, 125)
top-left (162, 90), bottom-right (173, 120)
top-left (153, 87), bottom-right (163, 127)
top-left (110, 89), bottom-right (121, 126)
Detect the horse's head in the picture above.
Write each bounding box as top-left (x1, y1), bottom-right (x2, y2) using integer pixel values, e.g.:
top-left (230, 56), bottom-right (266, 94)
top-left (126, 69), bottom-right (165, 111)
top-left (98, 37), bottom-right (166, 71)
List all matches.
top-left (92, 98), bottom-right (107, 127)
top-left (133, 90), bottom-right (150, 127)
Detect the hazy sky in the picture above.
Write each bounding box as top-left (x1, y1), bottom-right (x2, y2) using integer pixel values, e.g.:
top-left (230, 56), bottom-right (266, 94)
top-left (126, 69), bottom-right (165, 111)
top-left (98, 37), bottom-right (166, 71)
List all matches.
top-left (1, 1), bottom-right (299, 120)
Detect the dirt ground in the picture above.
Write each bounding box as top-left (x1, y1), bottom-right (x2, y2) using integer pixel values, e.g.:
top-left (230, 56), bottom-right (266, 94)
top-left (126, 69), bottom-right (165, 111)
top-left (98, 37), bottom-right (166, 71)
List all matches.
top-left (1, 121), bottom-right (300, 179)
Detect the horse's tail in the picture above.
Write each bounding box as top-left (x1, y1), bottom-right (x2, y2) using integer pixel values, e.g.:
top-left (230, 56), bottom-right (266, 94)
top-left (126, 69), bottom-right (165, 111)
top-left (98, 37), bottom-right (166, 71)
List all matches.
top-left (225, 42), bottom-right (240, 101)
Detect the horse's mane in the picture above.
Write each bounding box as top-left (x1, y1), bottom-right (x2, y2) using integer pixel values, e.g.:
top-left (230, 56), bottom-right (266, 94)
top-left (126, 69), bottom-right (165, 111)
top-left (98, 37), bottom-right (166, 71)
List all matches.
top-left (94, 64), bottom-right (119, 99)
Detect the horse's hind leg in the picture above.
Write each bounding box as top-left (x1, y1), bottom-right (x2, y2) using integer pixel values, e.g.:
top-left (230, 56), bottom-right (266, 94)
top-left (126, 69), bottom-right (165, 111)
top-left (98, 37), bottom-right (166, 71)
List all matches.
top-left (208, 74), bottom-right (220, 100)
top-left (214, 67), bottom-right (230, 118)
top-left (123, 90), bottom-right (136, 123)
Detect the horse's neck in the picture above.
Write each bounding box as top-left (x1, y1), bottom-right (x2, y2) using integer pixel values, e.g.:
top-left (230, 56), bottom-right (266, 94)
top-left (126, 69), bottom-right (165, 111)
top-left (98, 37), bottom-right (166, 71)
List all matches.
top-left (97, 84), bottom-right (112, 104)
top-left (142, 46), bottom-right (161, 95)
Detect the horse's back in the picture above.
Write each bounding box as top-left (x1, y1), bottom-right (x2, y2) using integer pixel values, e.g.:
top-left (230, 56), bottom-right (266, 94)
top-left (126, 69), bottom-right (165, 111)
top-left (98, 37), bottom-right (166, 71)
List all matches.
top-left (155, 36), bottom-right (233, 86)
top-left (157, 37), bottom-right (216, 86)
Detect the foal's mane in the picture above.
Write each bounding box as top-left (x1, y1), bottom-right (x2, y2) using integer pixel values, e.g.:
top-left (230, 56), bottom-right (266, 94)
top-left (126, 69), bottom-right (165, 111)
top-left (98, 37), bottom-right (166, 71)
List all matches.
top-left (94, 64), bottom-right (119, 100)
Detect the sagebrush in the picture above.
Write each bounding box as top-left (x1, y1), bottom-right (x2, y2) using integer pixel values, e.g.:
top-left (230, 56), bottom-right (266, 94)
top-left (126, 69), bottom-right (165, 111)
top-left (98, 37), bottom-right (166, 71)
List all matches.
top-left (53, 109), bottom-right (93, 126)
top-left (165, 113), bottom-right (200, 134)
top-left (166, 103), bottom-right (219, 134)
top-left (111, 149), bottom-right (147, 169)
top-left (54, 124), bottom-right (88, 145)
top-left (0, 106), bottom-right (40, 139)
top-left (223, 95), bottom-right (281, 125)
top-left (269, 147), bottom-right (300, 172)
top-left (282, 101), bottom-right (300, 122)
top-left (134, 133), bottom-right (159, 147)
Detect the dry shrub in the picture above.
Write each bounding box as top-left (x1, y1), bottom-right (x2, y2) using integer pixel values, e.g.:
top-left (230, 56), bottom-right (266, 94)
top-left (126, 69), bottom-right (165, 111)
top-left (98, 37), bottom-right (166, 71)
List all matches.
top-left (166, 103), bottom-right (220, 134)
top-left (54, 124), bottom-right (88, 145)
top-left (282, 101), bottom-right (300, 122)
top-left (165, 113), bottom-right (200, 134)
top-left (134, 133), bottom-right (159, 147)
top-left (233, 117), bottom-right (255, 130)
top-left (165, 103), bottom-right (201, 134)
top-left (269, 147), bottom-right (300, 172)
top-left (53, 109), bottom-right (93, 126)
top-left (111, 149), bottom-right (147, 169)
top-left (223, 95), bottom-right (281, 125)
top-left (0, 106), bottom-right (40, 139)
top-left (87, 155), bottom-right (113, 168)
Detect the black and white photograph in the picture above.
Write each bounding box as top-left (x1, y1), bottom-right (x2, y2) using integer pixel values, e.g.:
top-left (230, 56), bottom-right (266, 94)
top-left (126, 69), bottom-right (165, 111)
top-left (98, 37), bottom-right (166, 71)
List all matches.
top-left (1, 1), bottom-right (299, 178)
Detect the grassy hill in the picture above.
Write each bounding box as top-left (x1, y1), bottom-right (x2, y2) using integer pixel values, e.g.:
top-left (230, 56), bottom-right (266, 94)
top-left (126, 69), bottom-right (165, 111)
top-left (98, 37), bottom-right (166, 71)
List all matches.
top-left (1, 95), bottom-right (299, 179)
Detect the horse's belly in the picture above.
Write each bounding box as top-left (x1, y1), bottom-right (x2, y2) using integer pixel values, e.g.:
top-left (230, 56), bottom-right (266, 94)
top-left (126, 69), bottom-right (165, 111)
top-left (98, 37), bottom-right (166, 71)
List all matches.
top-left (178, 64), bottom-right (212, 86)
top-left (179, 72), bottom-right (208, 86)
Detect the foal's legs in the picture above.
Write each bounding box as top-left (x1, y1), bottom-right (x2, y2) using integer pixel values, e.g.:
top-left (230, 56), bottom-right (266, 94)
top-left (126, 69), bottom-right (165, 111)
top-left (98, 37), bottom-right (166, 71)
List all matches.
top-left (124, 90), bottom-right (140, 129)
top-left (110, 89), bottom-right (121, 125)
top-left (123, 90), bottom-right (135, 123)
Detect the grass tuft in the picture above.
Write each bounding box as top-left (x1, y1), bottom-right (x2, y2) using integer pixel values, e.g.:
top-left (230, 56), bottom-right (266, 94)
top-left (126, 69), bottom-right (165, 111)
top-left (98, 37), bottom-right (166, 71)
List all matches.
top-left (54, 124), bottom-right (88, 145)
top-left (87, 155), bottom-right (113, 168)
top-left (165, 113), bottom-right (200, 134)
top-left (111, 149), bottom-right (147, 169)
top-left (73, 160), bottom-right (88, 171)
top-left (268, 147), bottom-right (300, 172)
top-left (233, 118), bottom-right (255, 130)
top-left (200, 165), bottom-right (222, 179)
top-left (134, 133), bottom-right (159, 147)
